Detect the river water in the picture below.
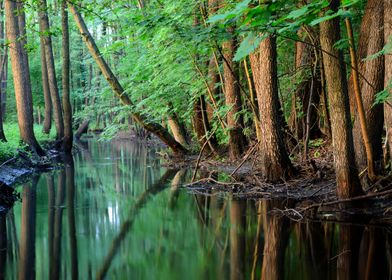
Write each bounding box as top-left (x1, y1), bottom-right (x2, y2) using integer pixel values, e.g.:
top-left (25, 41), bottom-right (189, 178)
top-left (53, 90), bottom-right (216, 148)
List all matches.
top-left (0, 139), bottom-right (391, 279)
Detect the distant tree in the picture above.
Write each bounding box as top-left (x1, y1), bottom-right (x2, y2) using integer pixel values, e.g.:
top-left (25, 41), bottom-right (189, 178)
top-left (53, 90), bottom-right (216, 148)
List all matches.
top-left (38, 0), bottom-right (64, 139)
top-left (62, 0), bottom-right (72, 152)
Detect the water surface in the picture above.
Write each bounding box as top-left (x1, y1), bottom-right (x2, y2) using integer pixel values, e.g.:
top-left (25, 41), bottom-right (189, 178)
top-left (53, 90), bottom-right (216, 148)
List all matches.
top-left (0, 139), bottom-right (391, 279)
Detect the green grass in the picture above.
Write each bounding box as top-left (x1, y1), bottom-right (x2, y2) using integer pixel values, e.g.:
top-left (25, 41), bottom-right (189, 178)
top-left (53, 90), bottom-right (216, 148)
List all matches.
top-left (0, 123), bottom-right (56, 162)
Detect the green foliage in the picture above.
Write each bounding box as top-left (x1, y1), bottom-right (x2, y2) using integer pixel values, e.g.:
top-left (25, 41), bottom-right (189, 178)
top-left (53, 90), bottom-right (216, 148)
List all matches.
top-left (0, 123), bottom-right (56, 162)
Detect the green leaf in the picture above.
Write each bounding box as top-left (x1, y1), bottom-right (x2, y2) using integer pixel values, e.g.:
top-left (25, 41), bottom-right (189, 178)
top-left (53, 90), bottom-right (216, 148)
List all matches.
top-left (234, 33), bottom-right (265, 61)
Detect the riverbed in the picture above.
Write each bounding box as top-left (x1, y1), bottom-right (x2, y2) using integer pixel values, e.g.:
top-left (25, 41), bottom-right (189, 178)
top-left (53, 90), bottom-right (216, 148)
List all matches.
top-left (0, 138), bottom-right (391, 279)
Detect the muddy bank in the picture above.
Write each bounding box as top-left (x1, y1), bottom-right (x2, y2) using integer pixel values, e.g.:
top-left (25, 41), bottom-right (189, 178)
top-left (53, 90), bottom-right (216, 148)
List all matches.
top-left (0, 149), bottom-right (62, 188)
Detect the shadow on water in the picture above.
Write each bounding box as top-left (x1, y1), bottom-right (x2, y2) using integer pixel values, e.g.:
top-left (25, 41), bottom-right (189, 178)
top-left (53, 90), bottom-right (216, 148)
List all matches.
top-left (0, 138), bottom-right (391, 279)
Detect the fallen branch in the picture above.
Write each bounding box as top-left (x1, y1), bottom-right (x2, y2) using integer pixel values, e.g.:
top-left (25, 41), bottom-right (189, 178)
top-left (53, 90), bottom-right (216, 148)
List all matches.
top-left (230, 141), bottom-right (259, 177)
top-left (300, 188), bottom-right (392, 212)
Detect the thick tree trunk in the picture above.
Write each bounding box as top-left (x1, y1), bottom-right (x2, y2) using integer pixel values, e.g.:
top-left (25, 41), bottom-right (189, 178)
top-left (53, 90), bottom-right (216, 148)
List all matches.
top-left (384, 0), bottom-right (392, 163)
top-left (69, 4), bottom-right (187, 155)
top-left (62, 0), bottom-right (72, 153)
top-left (223, 29), bottom-right (246, 160)
top-left (39, 0), bottom-right (64, 139)
top-left (5, 0), bottom-right (44, 155)
top-left (319, 0), bottom-right (361, 198)
top-left (250, 35), bottom-right (294, 182)
top-left (349, 0), bottom-right (384, 175)
top-left (40, 35), bottom-right (52, 134)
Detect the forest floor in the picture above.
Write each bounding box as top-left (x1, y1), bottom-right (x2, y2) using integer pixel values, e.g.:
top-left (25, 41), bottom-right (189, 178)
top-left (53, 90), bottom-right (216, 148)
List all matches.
top-left (173, 141), bottom-right (392, 225)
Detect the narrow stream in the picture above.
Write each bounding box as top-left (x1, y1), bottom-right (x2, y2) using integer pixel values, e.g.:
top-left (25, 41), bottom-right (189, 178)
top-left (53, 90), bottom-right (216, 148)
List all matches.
top-left (0, 139), bottom-right (391, 279)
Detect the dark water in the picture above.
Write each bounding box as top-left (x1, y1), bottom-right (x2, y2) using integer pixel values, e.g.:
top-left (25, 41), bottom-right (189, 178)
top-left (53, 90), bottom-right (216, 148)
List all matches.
top-left (0, 139), bottom-right (391, 279)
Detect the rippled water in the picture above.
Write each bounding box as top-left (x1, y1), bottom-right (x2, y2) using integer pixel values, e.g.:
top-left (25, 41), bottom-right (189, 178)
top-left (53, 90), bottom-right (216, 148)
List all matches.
top-left (0, 138), bottom-right (391, 279)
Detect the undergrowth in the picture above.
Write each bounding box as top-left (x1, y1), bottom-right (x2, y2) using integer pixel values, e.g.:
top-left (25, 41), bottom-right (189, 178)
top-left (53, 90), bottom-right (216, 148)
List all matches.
top-left (0, 123), bottom-right (56, 162)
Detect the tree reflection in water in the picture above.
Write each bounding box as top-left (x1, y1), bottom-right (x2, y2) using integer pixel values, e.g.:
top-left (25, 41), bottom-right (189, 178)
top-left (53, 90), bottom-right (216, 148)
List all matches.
top-left (0, 140), bottom-right (390, 279)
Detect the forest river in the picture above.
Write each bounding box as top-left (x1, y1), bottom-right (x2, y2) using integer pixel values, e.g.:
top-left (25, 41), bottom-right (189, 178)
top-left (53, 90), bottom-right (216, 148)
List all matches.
top-left (0, 138), bottom-right (391, 279)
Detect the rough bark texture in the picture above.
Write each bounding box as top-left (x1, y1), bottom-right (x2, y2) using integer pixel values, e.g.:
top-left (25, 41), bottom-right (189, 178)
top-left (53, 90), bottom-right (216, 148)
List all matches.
top-left (168, 114), bottom-right (188, 146)
top-left (5, 0), bottom-right (44, 155)
top-left (62, 0), bottom-right (73, 152)
top-left (69, 4), bottom-right (187, 155)
top-left (384, 0), bottom-right (392, 162)
top-left (349, 0), bottom-right (384, 172)
top-left (223, 29), bottom-right (246, 160)
top-left (319, 0), bottom-right (361, 199)
top-left (40, 35), bottom-right (52, 134)
top-left (250, 36), bottom-right (294, 182)
top-left (39, 0), bottom-right (64, 139)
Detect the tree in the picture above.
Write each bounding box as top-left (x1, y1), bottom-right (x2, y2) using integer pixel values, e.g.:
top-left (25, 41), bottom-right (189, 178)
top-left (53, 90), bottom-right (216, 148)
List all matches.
top-left (348, 0), bottom-right (384, 179)
top-left (40, 29), bottom-right (52, 134)
top-left (222, 27), bottom-right (246, 160)
top-left (384, 0), bottom-right (392, 162)
top-left (62, 0), bottom-right (72, 152)
top-left (68, 3), bottom-right (187, 155)
top-left (5, 0), bottom-right (44, 155)
top-left (250, 35), bottom-right (294, 182)
top-left (39, 0), bottom-right (64, 139)
top-left (0, 0), bottom-right (6, 142)
top-left (319, 0), bottom-right (361, 198)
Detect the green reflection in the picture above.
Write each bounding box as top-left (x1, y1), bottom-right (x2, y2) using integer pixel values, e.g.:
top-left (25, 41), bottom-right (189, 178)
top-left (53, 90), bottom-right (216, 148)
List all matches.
top-left (1, 139), bottom-right (391, 279)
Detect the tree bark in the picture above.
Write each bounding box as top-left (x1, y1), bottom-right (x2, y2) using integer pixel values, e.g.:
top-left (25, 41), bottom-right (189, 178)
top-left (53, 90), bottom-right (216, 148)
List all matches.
top-left (39, 0), bottom-right (64, 139)
top-left (319, 0), bottom-right (361, 198)
top-left (223, 28), bottom-right (246, 160)
top-left (348, 0), bottom-right (384, 177)
top-left (69, 3), bottom-right (187, 155)
top-left (384, 0), bottom-right (392, 163)
top-left (5, 0), bottom-right (44, 155)
top-left (62, 0), bottom-right (72, 153)
top-left (40, 34), bottom-right (52, 134)
top-left (168, 114), bottom-right (188, 146)
top-left (250, 35), bottom-right (294, 182)
top-left (0, 1), bottom-right (6, 142)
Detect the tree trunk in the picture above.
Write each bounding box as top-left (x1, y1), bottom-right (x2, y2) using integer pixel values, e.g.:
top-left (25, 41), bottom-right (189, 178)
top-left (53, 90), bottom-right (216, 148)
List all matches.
top-left (168, 114), bottom-right (188, 146)
top-left (62, 0), bottom-right (72, 153)
top-left (223, 28), bottom-right (246, 160)
top-left (289, 29), bottom-right (321, 141)
top-left (68, 3), bottom-right (187, 155)
top-left (0, 1), bottom-right (6, 142)
top-left (250, 35), bottom-right (294, 182)
top-left (349, 0), bottom-right (384, 176)
top-left (39, 0), bottom-right (64, 139)
top-left (40, 34), bottom-right (52, 134)
top-left (5, 0), bottom-right (44, 155)
top-left (319, 0), bottom-right (361, 198)
top-left (192, 95), bottom-right (218, 154)
top-left (384, 0), bottom-right (392, 163)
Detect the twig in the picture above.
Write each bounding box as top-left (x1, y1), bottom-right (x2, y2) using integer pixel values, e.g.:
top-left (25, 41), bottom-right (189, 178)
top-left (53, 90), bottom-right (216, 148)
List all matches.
top-left (0, 156), bottom-right (17, 169)
top-left (230, 141), bottom-right (260, 176)
top-left (301, 188), bottom-right (392, 212)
